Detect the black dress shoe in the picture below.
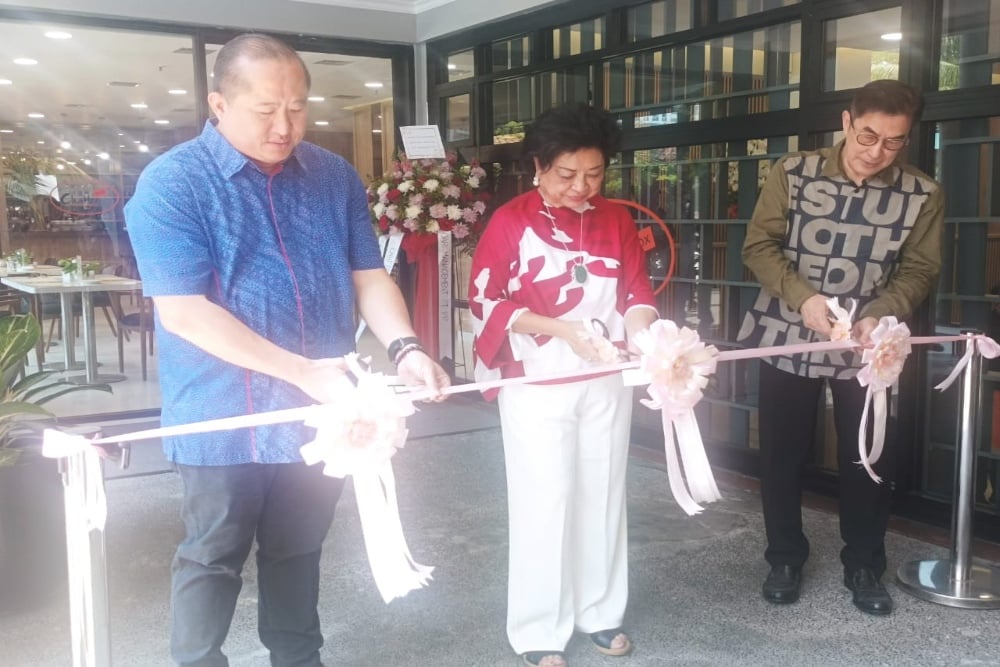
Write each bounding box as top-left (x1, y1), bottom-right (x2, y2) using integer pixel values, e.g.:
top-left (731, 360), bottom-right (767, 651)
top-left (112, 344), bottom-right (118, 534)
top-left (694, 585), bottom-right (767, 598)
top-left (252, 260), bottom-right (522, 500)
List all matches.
top-left (762, 565), bottom-right (801, 603)
top-left (844, 568), bottom-right (893, 615)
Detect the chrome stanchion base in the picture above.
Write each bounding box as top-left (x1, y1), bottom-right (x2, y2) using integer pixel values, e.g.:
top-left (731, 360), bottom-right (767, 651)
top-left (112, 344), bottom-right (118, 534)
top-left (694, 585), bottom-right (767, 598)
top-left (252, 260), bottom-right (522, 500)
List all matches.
top-left (896, 559), bottom-right (1000, 609)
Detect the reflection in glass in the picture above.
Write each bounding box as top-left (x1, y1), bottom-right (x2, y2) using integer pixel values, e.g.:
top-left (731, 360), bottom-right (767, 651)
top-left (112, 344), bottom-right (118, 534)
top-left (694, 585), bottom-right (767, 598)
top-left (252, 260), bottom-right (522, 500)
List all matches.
top-left (492, 77), bottom-right (534, 144)
top-left (718, 0), bottom-right (800, 21)
top-left (939, 0), bottom-right (1000, 90)
top-left (553, 17), bottom-right (604, 59)
top-left (604, 22), bottom-right (800, 126)
top-left (627, 0), bottom-right (694, 41)
top-left (822, 7), bottom-right (902, 91)
top-left (445, 94), bottom-right (471, 143)
top-left (491, 36), bottom-right (530, 72)
top-left (538, 66), bottom-right (593, 110)
top-left (448, 49), bottom-right (475, 82)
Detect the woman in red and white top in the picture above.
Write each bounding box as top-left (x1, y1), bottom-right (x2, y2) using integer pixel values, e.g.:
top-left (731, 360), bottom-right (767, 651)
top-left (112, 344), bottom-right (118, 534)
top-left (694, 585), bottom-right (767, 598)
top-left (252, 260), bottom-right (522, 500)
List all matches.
top-left (469, 103), bottom-right (658, 667)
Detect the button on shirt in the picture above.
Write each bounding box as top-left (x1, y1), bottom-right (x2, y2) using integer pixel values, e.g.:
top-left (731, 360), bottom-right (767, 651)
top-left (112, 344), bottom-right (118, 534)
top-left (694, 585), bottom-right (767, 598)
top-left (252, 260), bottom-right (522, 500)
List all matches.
top-left (124, 121), bottom-right (383, 465)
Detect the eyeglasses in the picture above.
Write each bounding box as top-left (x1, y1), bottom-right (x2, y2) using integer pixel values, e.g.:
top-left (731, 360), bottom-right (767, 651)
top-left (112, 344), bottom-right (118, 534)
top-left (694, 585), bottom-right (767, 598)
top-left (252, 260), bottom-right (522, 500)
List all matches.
top-left (850, 120), bottom-right (909, 151)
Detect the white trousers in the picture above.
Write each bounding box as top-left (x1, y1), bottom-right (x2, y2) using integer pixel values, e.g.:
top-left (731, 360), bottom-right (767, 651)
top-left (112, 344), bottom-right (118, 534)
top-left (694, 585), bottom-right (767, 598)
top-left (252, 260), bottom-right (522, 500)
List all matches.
top-left (498, 373), bottom-right (633, 654)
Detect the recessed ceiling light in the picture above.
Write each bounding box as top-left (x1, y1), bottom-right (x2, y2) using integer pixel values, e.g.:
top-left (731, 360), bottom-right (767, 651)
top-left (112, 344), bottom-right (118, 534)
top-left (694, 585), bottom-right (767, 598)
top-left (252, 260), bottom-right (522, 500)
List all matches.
top-left (60, 141), bottom-right (71, 149)
top-left (308, 96), bottom-right (325, 102)
top-left (36, 140), bottom-right (45, 144)
top-left (168, 89), bottom-right (187, 95)
top-left (881, 32), bottom-right (902, 41)
top-left (14, 58), bottom-right (37, 66)
top-left (154, 119), bottom-right (170, 125)
top-left (56, 163), bottom-right (65, 170)
top-left (138, 144), bottom-right (149, 153)
top-left (97, 152), bottom-right (110, 160)
top-left (364, 82), bottom-right (383, 89)
top-left (117, 132), bottom-right (124, 136)
top-left (133, 140), bottom-right (141, 144)
top-left (44, 30), bottom-right (72, 40)
top-left (27, 112), bottom-right (44, 118)
top-left (0, 79), bottom-right (11, 85)
top-left (119, 144), bottom-right (125, 148)
top-left (0, 129), bottom-right (12, 134)
top-left (314, 120), bottom-right (329, 126)
top-left (130, 103), bottom-right (148, 109)
top-left (83, 158), bottom-right (92, 165)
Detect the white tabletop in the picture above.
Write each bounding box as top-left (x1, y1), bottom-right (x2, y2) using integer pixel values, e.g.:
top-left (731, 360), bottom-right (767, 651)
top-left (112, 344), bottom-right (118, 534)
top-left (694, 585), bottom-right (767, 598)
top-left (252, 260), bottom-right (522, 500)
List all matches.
top-left (1, 274), bottom-right (142, 295)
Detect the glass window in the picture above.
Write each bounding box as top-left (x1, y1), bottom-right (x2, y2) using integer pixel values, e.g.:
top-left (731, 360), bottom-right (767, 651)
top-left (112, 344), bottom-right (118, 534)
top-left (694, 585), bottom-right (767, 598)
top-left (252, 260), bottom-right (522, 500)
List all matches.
top-left (538, 65), bottom-right (593, 110)
top-left (822, 7), bottom-right (902, 92)
top-left (491, 35), bottom-right (531, 72)
top-left (611, 136), bottom-right (798, 450)
top-left (492, 77), bottom-right (535, 144)
top-left (627, 0), bottom-right (694, 42)
top-left (553, 17), bottom-right (604, 59)
top-left (718, 0), bottom-right (800, 22)
top-left (444, 94), bottom-right (471, 143)
top-left (605, 21), bottom-right (801, 126)
top-left (939, 0), bottom-right (1000, 90)
top-left (447, 49), bottom-right (474, 82)
top-left (924, 117), bottom-right (1000, 510)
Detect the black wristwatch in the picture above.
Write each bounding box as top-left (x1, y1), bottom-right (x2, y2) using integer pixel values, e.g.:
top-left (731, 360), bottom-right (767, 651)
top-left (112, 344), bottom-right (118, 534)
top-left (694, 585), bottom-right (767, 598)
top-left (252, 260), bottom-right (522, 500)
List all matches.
top-left (387, 336), bottom-right (423, 364)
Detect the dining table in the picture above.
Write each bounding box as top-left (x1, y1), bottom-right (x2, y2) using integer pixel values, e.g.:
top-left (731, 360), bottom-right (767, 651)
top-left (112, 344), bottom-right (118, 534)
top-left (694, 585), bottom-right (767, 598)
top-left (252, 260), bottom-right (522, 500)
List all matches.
top-left (1, 272), bottom-right (143, 385)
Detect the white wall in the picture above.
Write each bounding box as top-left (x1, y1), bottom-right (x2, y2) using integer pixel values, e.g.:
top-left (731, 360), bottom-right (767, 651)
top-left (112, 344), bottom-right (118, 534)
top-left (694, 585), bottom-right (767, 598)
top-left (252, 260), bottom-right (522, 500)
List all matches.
top-left (415, 0), bottom-right (568, 42)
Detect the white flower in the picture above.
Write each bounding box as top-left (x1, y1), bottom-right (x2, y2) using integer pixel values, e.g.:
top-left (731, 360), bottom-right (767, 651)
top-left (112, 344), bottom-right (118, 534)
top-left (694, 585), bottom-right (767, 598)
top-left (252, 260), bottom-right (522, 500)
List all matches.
top-left (385, 205), bottom-right (400, 221)
top-left (377, 182), bottom-right (389, 196)
top-left (446, 204), bottom-right (463, 221)
top-left (423, 179), bottom-right (440, 192)
top-left (405, 204), bottom-right (422, 220)
top-left (426, 220), bottom-right (440, 233)
top-left (397, 180), bottom-right (413, 193)
top-left (373, 202), bottom-right (386, 217)
top-left (467, 175), bottom-right (480, 188)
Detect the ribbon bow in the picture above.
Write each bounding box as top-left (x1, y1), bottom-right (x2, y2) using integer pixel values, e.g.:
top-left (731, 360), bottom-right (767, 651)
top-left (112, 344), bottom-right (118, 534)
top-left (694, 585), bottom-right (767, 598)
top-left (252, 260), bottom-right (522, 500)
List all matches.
top-left (933, 334), bottom-right (1000, 392)
top-left (826, 297), bottom-right (856, 342)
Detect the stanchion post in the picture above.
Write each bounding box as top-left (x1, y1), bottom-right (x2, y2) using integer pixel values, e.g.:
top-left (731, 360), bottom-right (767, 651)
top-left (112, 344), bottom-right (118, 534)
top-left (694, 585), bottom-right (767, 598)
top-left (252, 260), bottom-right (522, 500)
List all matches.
top-left (896, 332), bottom-right (1000, 608)
top-left (61, 450), bottom-right (112, 666)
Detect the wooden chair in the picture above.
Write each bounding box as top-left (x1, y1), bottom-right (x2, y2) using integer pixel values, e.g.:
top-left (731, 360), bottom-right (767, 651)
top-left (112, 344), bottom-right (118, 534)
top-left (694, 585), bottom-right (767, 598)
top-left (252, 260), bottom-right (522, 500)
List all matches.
top-left (110, 290), bottom-right (154, 380)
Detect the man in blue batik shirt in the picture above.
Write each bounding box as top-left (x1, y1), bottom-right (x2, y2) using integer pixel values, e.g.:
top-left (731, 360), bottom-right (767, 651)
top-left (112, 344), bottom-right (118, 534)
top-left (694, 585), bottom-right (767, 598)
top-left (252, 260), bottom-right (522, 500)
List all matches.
top-left (125, 33), bottom-right (448, 667)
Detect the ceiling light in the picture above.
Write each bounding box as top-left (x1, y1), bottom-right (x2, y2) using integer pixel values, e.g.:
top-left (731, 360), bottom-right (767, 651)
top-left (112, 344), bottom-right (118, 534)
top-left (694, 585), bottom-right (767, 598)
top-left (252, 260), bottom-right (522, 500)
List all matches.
top-left (364, 82), bottom-right (383, 89)
top-left (83, 158), bottom-right (92, 165)
top-left (60, 141), bottom-right (71, 149)
top-left (154, 119), bottom-right (170, 125)
top-left (314, 120), bottom-right (329, 126)
top-left (119, 144), bottom-right (125, 148)
top-left (138, 144), bottom-right (149, 153)
top-left (27, 112), bottom-right (44, 118)
top-left (130, 103), bottom-right (148, 109)
top-left (0, 79), bottom-right (11, 85)
top-left (97, 152), bottom-right (110, 160)
top-left (13, 58), bottom-right (37, 66)
top-left (881, 32), bottom-right (902, 41)
top-left (168, 89), bottom-right (187, 95)
top-left (36, 140), bottom-right (45, 144)
top-left (0, 129), bottom-right (12, 134)
top-left (447, 63), bottom-right (457, 70)
top-left (308, 96), bottom-right (325, 102)
top-left (56, 163), bottom-right (65, 170)
top-left (44, 30), bottom-right (72, 40)
top-left (117, 132), bottom-right (124, 136)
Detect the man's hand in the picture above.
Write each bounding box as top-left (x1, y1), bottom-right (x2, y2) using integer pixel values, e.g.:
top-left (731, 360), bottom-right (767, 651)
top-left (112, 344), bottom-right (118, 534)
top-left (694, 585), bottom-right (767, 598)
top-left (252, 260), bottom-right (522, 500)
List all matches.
top-left (291, 357), bottom-right (353, 404)
top-left (396, 351), bottom-right (450, 401)
top-left (800, 294), bottom-right (833, 337)
top-left (851, 317), bottom-right (879, 347)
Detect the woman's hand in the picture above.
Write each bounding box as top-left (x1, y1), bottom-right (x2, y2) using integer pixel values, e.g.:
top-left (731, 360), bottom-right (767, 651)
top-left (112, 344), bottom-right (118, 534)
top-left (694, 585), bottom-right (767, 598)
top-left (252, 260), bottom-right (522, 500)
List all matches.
top-left (562, 320), bottom-right (615, 363)
top-left (396, 350), bottom-right (451, 401)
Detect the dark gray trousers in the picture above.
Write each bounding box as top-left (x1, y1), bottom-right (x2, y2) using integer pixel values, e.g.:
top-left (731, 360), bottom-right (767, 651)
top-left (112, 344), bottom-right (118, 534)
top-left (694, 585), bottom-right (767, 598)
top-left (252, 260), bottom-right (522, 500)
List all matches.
top-left (170, 461), bottom-right (344, 667)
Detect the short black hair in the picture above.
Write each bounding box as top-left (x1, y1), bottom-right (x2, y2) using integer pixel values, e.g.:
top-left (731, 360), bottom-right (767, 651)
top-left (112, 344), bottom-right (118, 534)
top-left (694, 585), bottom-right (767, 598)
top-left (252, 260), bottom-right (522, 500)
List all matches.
top-left (212, 33), bottom-right (311, 97)
top-left (522, 103), bottom-right (622, 170)
top-left (850, 79), bottom-right (924, 123)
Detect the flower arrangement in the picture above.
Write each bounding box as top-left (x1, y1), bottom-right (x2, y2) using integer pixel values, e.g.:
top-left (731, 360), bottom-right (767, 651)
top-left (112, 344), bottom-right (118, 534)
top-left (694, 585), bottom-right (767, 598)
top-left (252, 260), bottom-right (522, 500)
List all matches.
top-left (367, 153), bottom-right (494, 254)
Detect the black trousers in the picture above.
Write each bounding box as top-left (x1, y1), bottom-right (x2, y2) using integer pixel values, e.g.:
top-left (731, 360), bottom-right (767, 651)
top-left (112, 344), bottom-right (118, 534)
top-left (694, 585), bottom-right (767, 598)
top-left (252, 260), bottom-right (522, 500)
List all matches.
top-left (758, 362), bottom-right (894, 578)
top-left (170, 461), bottom-right (344, 667)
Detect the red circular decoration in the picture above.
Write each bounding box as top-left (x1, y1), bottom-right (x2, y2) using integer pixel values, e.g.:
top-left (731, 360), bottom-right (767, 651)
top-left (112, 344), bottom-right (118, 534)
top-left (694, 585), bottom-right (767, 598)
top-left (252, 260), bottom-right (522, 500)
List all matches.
top-left (607, 198), bottom-right (676, 296)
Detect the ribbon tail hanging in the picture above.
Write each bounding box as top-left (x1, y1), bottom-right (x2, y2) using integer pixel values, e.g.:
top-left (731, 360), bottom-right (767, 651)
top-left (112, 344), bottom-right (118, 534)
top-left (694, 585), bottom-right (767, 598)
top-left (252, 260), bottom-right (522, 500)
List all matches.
top-left (353, 463), bottom-right (434, 604)
top-left (660, 409), bottom-right (705, 516)
top-left (673, 410), bottom-right (722, 504)
top-left (855, 388), bottom-right (882, 484)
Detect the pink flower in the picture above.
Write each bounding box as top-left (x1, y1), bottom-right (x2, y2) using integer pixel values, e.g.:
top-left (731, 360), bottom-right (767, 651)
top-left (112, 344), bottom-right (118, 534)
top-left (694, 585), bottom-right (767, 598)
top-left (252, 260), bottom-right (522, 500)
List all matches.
top-left (632, 320), bottom-right (719, 418)
top-left (473, 201), bottom-right (487, 214)
top-left (452, 223), bottom-right (470, 239)
top-left (428, 203), bottom-right (447, 219)
top-left (442, 184), bottom-right (461, 199)
top-left (461, 207), bottom-right (479, 223)
top-left (856, 317), bottom-right (911, 391)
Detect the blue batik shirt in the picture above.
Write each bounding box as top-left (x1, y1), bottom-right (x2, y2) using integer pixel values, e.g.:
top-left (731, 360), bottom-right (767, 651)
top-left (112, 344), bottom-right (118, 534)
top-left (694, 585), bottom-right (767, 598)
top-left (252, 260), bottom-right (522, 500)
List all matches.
top-left (124, 121), bottom-right (383, 465)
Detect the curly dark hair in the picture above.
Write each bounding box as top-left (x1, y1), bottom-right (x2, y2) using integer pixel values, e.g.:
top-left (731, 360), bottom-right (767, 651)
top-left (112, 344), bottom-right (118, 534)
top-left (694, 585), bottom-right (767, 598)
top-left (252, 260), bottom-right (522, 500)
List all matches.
top-left (849, 80), bottom-right (924, 123)
top-left (522, 103), bottom-right (622, 171)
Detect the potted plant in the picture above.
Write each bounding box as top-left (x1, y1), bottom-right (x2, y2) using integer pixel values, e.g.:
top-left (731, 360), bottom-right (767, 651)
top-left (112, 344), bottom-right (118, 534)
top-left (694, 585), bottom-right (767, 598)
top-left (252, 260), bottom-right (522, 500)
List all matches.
top-left (0, 313), bottom-right (111, 610)
top-left (57, 256), bottom-right (81, 283)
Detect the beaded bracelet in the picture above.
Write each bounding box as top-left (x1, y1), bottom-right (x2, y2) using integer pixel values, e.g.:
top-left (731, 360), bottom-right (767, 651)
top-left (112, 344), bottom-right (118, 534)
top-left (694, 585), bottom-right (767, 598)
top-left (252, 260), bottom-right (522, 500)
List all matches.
top-left (393, 342), bottom-right (426, 366)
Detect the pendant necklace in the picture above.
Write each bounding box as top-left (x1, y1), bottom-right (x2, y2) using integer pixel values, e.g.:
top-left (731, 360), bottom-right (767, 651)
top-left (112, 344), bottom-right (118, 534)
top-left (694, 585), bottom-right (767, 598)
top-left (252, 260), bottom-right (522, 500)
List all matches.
top-left (541, 202), bottom-right (588, 284)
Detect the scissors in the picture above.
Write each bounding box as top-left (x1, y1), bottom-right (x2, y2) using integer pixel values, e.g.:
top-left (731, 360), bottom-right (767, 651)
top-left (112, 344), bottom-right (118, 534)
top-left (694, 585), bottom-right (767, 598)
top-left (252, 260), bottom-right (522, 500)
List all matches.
top-left (585, 318), bottom-right (610, 339)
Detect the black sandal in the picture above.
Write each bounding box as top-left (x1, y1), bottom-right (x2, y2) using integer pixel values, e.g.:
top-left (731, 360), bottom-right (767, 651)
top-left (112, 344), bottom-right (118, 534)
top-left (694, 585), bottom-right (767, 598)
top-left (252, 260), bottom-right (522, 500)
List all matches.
top-left (522, 650), bottom-right (567, 667)
top-left (590, 628), bottom-right (632, 657)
